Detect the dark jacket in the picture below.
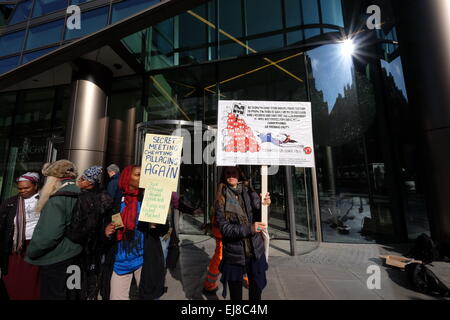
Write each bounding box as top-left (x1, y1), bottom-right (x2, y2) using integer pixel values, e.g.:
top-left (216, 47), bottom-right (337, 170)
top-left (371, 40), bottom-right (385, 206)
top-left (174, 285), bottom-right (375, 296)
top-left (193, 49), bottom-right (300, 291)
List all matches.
top-left (99, 193), bottom-right (169, 300)
top-left (215, 184), bottom-right (266, 266)
top-left (25, 181), bottom-right (83, 266)
top-left (76, 188), bottom-right (115, 300)
top-left (0, 195), bottom-right (19, 275)
top-left (107, 174), bottom-right (122, 204)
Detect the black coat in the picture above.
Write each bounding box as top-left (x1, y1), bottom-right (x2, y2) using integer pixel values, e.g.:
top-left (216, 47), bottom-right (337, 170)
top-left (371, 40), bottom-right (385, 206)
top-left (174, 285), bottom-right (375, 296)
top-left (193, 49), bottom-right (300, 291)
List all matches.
top-left (99, 194), bottom-right (169, 300)
top-left (215, 185), bottom-right (266, 266)
top-left (0, 195), bottom-right (19, 275)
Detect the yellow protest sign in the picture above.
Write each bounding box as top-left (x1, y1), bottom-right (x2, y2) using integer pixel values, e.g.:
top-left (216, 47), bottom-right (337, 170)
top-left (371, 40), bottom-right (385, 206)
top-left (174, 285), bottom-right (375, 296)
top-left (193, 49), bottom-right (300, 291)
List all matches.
top-left (138, 134), bottom-right (183, 223)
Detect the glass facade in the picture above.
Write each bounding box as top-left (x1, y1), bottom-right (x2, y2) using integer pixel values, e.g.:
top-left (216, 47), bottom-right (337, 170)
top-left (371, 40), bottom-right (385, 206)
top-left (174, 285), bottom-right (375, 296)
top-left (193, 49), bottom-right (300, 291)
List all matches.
top-left (0, 0), bottom-right (431, 244)
top-left (0, 0), bottom-right (163, 74)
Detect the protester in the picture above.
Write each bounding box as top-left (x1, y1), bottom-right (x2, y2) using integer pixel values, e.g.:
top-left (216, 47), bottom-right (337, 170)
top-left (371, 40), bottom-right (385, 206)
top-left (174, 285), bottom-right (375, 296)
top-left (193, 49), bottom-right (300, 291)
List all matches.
top-left (0, 172), bottom-right (41, 300)
top-left (106, 164), bottom-right (122, 204)
top-left (25, 160), bottom-right (82, 300)
top-left (75, 166), bottom-right (114, 300)
top-left (214, 166), bottom-right (271, 300)
top-left (102, 165), bottom-right (169, 300)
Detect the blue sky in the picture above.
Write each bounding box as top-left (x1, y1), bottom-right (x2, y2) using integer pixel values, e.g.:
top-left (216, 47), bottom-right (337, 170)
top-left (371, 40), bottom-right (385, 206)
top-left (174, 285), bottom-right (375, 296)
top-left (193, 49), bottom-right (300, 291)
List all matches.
top-left (307, 43), bottom-right (408, 113)
top-left (307, 43), bottom-right (354, 113)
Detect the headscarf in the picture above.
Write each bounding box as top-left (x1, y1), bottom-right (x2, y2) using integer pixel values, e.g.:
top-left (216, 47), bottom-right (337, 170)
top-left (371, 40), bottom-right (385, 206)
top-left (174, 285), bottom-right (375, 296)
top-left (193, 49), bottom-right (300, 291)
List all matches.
top-left (16, 172), bottom-right (39, 184)
top-left (116, 165), bottom-right (140, 241)
top-left (82, 166), bottom-right (103, 185)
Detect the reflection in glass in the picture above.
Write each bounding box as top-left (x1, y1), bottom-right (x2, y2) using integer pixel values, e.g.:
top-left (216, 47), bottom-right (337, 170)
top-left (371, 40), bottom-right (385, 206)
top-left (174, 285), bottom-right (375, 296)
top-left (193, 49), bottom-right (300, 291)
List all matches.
top-left (320, 0), bottom-right (344, 27)
top-left (0, 94), bottom-right (16, 197)
top-left (32, 0), bottom-right (66, 18)
top-left (26, 19), bottom-right (63, 50)
top-left (21, 46), bottom-right (57, 64)
top-left (8, 0), bottom-right (32, 25)
top-left (381, 57), bottom-right (408, 101)
top-left (0, 56), bottom-right (20, 74)
top-left (245, 0), bottom-right (282, 36)
top-left (0, 30), bottom-right (26, 56)
top-left (307, 42), bottom-right (395, 243)
top-left (302, 0), bottom-right (320, 25)
top-left (111, 0), bottom-right (159, 23)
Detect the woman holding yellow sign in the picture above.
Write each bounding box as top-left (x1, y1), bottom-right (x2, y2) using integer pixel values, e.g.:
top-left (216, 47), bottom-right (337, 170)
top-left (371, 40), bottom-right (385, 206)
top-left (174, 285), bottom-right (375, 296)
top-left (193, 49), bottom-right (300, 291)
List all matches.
top-left (102, 165), bottom-right (169, 300)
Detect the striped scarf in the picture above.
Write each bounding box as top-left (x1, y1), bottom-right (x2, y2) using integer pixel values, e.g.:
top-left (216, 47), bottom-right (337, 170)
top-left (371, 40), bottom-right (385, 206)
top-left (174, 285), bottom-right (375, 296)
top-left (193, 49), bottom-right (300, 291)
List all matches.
top-left (224, 183), bottom-right (254, 258)
top-left (13, 197), bottom-right (26, 254)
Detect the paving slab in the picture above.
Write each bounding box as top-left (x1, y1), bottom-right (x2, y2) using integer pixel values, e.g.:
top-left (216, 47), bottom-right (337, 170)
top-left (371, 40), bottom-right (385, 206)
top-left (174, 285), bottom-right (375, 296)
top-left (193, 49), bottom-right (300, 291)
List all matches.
top-left (157, 235), bottom-right (448, 300)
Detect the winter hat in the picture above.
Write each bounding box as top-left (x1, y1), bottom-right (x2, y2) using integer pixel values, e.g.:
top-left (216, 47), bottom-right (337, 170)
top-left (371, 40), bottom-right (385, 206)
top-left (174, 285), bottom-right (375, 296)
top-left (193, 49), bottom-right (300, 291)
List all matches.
top-left (82, 166), bottom-right (103, 185)
top-left (42, 160), bottom-right (78, 179)
top-left (107, 164), bottom-right (120, 174)
top-left (16, 172), bottom-right (40, 184)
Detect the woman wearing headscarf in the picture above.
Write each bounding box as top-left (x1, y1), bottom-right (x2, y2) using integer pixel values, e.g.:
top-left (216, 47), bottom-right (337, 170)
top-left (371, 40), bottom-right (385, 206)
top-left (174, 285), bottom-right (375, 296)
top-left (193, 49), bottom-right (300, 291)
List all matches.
top-left (215, 166), bottom-right (271, 301)
top-left (75, 166), bottom-right (114, 300)
top-left (0, 172), bottom-right (41, 300)
top-left (101, 165), bottom-right (169, 300)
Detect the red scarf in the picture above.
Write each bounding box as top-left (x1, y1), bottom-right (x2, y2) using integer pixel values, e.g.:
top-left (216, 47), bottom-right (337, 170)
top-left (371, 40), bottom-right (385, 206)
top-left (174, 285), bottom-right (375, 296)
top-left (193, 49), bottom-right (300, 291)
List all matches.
top-left (116, 165), bottom-right (139, 241)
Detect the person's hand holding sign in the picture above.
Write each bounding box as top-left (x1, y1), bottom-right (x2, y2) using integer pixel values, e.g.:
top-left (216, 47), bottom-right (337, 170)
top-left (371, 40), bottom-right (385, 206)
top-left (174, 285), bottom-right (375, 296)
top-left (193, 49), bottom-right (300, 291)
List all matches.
top-left (105, 223), bottom-right (116, 237)
top-left (252, 222), bottom-right (267, 233)
top-left (261, 192), bottom-right (271, 206)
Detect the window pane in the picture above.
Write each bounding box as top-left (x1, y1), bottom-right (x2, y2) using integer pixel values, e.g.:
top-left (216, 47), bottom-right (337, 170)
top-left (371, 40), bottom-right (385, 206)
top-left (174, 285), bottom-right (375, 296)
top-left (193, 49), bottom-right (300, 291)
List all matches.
top-left (14, 88), bottom-right (55, 134)
top-left (0, 4), bottom-right (14, 26)
top-left (304, 28), bottom-right (320, 39)
top-left (21, 46), bottom-right (57, 64)
top-left (0, 93), bottom-right (16, 198)
top-left (248, 34), bottom-right (284, 52)
top-left (0, 56), bottom-right (19, 74)
top-left (32, 0), bottom-right (67, 18)
top-left (320, 0), bottom-right (344, 27)
top-left (26, 19), bottom-right (63, 50)
top-left (302, 0), bottom-right (319, 24)
top-left (219, 0), bottom-right (244, 58)
top-left (285, 0), bottom-right (302, 28)
top-left (64, 7), bottom-right (108, 40)
top-left (0, 30), bottom-right (25, 56)
top-left (246, 0), bottom-right (283, 36)
top-left (111, 0), bottom-right (159, 23)
top-left (8, 0), bottom-right (32, 25)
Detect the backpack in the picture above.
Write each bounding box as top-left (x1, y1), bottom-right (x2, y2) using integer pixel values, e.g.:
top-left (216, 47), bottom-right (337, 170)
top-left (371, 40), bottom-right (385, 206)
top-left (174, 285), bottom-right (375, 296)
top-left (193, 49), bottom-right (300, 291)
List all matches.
top-left (406, 233), bottom-right (440, 264)
top-left (51, 190), bottom-right (103, 245)
top-left (405, 263), bottom-right (450, 297)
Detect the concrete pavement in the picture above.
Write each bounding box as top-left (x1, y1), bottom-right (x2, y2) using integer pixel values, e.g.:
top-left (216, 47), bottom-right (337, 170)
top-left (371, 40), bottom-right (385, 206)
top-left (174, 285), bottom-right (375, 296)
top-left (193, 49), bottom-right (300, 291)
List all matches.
top-left (160, 235), bottom-right (449, 300)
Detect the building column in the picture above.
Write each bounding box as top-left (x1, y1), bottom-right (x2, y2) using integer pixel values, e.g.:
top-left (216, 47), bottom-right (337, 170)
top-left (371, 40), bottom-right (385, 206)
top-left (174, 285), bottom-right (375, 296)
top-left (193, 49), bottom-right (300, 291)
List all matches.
top-left (395, 0), bottom-right (450, 250)
top-left (64, 59), bottom-right (112, 175)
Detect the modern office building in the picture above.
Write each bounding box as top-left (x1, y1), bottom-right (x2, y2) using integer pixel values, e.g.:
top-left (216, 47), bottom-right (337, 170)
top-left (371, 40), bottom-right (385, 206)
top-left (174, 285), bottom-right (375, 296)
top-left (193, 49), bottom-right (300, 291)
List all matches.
top-left (0, 0), bottom-right (448, 252)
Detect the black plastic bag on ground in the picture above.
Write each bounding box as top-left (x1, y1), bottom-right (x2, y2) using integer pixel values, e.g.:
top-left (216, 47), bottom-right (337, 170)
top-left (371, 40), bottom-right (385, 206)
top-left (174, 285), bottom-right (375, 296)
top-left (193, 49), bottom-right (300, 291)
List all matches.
top-left (405, 263), bottom-right (450, 297)
top-left (406, 233), bottom-right (440, 264)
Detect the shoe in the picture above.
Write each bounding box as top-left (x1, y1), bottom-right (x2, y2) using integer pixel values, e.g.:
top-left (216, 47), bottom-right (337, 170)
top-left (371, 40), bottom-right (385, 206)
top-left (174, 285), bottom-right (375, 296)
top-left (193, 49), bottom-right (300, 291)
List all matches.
top-left (202, 286), bottom-right (219, 295)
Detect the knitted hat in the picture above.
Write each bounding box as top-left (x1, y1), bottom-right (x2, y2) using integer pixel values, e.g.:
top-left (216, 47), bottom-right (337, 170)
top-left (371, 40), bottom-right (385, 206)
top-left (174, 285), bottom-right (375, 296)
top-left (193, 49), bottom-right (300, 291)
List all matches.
top-left (42, 160), bottom-right (78, 179)
top-left (106, 164), bottom-right (120, 174)
top-left (82, 166), bottom-right (103, 185)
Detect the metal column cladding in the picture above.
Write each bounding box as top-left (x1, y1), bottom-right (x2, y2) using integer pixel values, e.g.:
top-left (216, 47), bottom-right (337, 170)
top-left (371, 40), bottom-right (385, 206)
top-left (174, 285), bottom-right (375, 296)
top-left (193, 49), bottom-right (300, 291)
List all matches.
top-left (64, 59), bottom-right (112, 174)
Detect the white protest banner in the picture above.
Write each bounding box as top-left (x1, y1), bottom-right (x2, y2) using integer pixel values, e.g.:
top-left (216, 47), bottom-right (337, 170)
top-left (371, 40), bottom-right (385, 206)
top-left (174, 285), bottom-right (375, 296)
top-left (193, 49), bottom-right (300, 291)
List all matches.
top-left (139, 134), bottom-right (183, 224)
top-left (216, 100), bottom-right (315, 167)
